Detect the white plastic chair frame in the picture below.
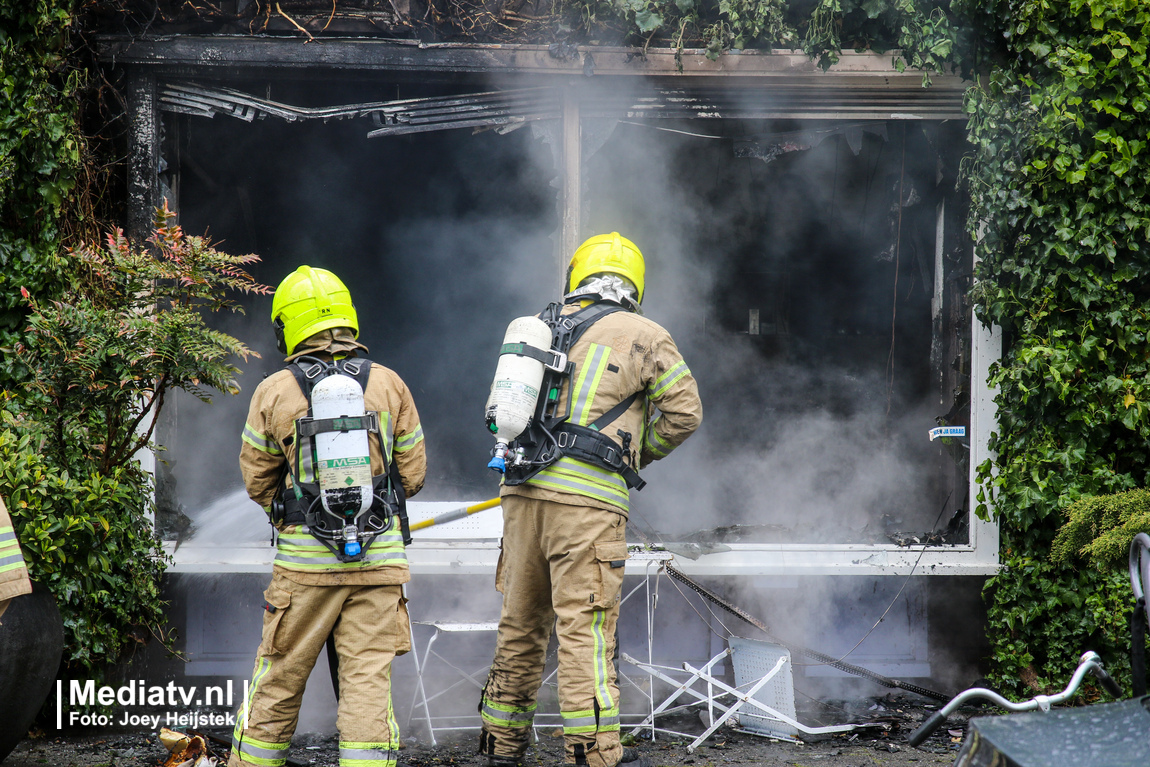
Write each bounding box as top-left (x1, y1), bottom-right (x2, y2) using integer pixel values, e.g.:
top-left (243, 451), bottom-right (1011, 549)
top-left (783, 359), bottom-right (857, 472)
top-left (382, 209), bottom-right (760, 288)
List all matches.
top-left (622, 650), bottom-right (857, 753)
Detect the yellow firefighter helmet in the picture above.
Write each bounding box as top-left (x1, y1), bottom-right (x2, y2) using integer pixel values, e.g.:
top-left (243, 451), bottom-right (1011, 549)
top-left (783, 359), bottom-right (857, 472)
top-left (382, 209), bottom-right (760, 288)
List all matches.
top-left (271, 265), bottom-right (359, 355)
top-left (567, 232), bottom-right (645, 304)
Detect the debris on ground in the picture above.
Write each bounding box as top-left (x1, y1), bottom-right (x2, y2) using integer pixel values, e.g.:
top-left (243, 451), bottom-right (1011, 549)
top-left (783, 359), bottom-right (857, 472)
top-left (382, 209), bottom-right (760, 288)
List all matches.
top-left (159, 728), bottom-right (218, 767)
top-left (3, 694), bottom-right (966, 767)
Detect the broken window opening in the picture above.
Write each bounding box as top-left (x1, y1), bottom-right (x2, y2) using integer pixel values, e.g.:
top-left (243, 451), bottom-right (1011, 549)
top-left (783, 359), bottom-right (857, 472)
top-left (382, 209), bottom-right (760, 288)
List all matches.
top-left (148, 78), bottom-right (977, 566)
top-left (582, 116), bottom-right (973, 548)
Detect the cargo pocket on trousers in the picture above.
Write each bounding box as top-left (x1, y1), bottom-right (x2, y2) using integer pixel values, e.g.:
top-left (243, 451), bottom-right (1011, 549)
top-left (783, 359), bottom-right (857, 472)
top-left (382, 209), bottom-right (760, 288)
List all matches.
top-left (257, 579), bottom-right (292, 657)
top-left (395, 596), bottom-right (412, 657)
top-left (592, 541), bottom-right (629, 609)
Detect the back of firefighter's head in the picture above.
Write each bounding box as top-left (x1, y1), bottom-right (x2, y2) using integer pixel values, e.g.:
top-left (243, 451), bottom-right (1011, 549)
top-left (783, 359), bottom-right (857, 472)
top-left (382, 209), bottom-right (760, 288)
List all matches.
top-left (567, 232), bottom-right (645, 305)
top-left (271, 265), bottom-right (359, 355)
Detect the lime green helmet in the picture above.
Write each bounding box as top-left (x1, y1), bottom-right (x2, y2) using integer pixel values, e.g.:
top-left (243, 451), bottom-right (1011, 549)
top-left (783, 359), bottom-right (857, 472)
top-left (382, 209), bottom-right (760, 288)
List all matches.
top-left (271, 265), bottom-right (359, 355)
top-left (568, 232), bottom-right (645, 303)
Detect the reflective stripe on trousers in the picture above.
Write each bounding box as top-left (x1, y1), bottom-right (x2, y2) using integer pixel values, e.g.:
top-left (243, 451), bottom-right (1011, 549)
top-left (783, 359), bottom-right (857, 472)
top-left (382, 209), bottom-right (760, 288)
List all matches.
top-left (339, 742), bottom-right (399, 767)
top-left (561, 706), bottom-right (621, 735)
top-left (480, 699), bottom-right (537, 728)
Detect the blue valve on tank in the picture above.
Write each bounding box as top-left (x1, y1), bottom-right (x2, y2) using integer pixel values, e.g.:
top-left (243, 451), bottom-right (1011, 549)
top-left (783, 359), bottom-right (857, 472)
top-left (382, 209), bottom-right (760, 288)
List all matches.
top-left (488, 443), bottom-right (508, 473)
top-left (342, 524), bottom-right (360, 557)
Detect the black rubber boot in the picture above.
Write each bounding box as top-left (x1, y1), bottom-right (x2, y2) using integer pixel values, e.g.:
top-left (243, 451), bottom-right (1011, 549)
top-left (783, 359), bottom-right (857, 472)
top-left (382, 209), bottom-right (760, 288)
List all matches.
top-left (486, 757), bottom-right (524, 767)
top-left (618, 748), bottom-right (650, 767)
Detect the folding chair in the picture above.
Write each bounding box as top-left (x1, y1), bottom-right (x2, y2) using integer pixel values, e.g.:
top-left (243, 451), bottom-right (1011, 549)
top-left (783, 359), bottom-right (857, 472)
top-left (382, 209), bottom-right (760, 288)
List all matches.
top-left (407, 620), bottom-right (499, 745)
top-left (622, 637), bottom-right (858, 752)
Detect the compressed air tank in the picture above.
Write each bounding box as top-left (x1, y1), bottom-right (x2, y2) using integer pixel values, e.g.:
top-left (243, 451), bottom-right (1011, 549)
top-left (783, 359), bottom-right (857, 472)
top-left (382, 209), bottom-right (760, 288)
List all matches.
top-left (311, 374), bottom-right (373, 522)
top-left (486, 316), bottom-right (553, 472)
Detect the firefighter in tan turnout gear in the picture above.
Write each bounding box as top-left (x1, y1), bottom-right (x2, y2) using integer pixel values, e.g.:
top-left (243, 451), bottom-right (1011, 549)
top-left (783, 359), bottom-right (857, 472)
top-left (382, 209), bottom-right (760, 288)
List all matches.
top-left (479, 234), bottom-right (702, 767)
top-left (0, 495), bottom-right (32, 620)
top-left (231, 266), bottom-right (426, 767)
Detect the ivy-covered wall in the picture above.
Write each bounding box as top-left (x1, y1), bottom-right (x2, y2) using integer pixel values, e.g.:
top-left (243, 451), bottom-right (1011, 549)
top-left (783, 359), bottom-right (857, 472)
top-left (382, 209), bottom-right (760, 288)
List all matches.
top-left (963, 0), bottom-right (1150, 695)
top-left (3, 0), bottom-right (1148, 693)
top-left (0, 2), bottom-right (80, 388)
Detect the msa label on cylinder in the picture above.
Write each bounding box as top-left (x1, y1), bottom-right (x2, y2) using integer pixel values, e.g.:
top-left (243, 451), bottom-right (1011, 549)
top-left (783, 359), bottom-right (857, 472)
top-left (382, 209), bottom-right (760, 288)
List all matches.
top-left (492, 379), bottom-right (539, 410)
top-left (318, 455), bottom-right (372, 490)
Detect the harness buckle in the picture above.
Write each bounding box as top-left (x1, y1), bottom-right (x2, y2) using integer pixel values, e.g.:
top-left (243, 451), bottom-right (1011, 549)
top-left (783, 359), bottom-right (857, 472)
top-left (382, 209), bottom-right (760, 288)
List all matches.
top-left (303, 362), bottom-right (325, 379)
top-left (545, 351), bottom-right (568, 372)
top-left (557, 431), bottom-right (576, 449)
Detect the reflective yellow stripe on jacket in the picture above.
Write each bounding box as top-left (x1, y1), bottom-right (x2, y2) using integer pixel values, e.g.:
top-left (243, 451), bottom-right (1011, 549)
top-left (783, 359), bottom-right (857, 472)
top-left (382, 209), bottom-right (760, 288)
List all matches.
top-left (275, 529), bottom-right (407, 572)
top-left (528, 342), bottom-right (635, 509)
top-left (394, 423), bottom-right (424, 454)
top-left (242, 424), bottom-right (283, 456)
top-left (0, 525), bottom-right (27, 575)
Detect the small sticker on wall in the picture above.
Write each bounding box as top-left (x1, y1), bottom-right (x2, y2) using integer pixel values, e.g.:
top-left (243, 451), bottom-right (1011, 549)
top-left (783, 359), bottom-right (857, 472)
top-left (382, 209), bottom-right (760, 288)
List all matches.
top-left (929, 426), bottom-right (966, 441)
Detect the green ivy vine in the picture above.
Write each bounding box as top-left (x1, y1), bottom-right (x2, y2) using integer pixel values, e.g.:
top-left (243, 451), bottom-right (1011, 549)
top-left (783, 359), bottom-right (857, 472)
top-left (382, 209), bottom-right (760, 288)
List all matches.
top-left (0, 2), bottom-right (82, 389)
top-left (965, 0), bottom-right (1150, 695)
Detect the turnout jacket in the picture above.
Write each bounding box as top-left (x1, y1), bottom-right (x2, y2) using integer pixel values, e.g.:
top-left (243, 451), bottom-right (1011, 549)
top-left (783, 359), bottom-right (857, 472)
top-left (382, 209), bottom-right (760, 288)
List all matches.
top-left (501, 302), bottom-right (702, 515)
top-left (240, 335), bottom-right (426, 585)
top-left (0, 495), bottom-right (32, 613)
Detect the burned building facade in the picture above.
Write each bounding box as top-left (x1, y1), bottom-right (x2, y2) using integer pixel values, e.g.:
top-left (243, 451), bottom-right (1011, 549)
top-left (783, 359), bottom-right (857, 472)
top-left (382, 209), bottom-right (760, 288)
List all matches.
top-left (101, 13), bottom-right (999, 729)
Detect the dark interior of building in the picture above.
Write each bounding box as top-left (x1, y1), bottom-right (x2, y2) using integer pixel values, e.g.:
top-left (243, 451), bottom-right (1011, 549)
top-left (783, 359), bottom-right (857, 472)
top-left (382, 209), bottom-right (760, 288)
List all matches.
top-left (165, 79), bottom-right (971, 547)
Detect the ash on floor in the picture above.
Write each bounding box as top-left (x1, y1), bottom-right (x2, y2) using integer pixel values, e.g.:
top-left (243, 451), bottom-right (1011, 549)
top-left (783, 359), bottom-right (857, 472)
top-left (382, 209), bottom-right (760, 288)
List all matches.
top-left (5, 695), bottom-right (967, 767)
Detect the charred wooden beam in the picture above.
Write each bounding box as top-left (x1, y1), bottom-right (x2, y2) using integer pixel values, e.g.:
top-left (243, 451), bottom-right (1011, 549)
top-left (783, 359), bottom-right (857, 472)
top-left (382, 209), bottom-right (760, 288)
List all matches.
top-left (126, 69), bottom-right (162, 245)
top-left (100, 37), bottom-right (966, 116)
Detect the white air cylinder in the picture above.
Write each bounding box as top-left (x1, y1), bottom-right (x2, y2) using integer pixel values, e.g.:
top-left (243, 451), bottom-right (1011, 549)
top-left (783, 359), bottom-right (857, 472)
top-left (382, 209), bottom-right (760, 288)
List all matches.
top-left (485, 316), bottom-right (552, 472)
top-left (311, 373), bottom-right (373, 518)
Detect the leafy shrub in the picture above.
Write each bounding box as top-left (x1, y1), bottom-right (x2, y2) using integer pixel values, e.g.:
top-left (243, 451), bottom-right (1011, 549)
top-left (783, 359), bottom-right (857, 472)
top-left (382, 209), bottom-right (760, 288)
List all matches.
top-left (1051, 490), bottom-right (1150, 570)
top-left (0, 425), bottom-right (166, 671)
top-left (0, 1), bottom-right (81, 389)
top-left (17, 205), bottom-right (270, 477)
top-left (965, 0), bottom-right (1150, 694)
top-left (985, 554), bottom-right (1139, 697)
top-left (4, 207), bottom-right (270, 673)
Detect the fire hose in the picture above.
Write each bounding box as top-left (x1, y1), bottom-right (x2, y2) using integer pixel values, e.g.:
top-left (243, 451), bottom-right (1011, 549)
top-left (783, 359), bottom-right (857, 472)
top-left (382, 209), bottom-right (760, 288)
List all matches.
top-left (663, 563), bottom-right (951, 702)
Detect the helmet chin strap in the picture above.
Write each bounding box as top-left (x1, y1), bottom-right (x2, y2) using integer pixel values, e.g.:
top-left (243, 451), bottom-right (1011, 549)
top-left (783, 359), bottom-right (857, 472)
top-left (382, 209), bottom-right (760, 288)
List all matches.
top-left (565, 274), bottom-right (642, 314)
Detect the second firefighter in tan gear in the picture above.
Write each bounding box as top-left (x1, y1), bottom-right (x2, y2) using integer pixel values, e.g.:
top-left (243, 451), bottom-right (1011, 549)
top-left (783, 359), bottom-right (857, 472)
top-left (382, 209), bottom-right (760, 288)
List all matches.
top-left (480, 234), bottom-right (702, 767)
top-left (233, 266), bottom-right (426, 767)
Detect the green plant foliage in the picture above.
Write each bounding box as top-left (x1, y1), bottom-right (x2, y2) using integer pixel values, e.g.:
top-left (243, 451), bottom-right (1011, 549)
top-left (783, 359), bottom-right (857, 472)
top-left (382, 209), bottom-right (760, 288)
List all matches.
top-left (963, 0), bottom-right (1150, 694)
top-left (4, 206), bottom-right (270, 673)
top-left (1051, 489), bottom-right (1150, 569)
top-left (801, 0), bottom-right (956, 76)
top-left (0, 1), bottom-right (81, 388)
top-left (984, 554), bottom-right (1140, 697)
top-left (551, 0), bottom-right (954, 66)
top-left (17, 205), bottom-right (271, 477)
top-left (0, 425), bottom-right (166, 672)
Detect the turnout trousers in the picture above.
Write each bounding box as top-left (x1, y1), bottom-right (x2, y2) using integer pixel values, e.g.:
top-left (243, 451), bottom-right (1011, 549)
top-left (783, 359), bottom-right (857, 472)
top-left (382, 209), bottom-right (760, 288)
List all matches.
top-left (479, 495), bottom-right (630, 767)
top-left (229, 572), bottom-right (411, 767)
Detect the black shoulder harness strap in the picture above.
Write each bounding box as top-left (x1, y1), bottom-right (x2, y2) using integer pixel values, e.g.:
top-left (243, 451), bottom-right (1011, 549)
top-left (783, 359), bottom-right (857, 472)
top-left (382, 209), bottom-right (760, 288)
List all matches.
top-left (503, 301), bottom-right (647, 491)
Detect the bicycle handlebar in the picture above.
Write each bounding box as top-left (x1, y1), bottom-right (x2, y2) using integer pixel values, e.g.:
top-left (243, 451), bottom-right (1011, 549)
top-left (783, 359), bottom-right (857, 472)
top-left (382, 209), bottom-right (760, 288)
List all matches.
top-left (907, 651), bottom-right (1122, 748)
top-left (1132, 533), bottom-right (1149, 622)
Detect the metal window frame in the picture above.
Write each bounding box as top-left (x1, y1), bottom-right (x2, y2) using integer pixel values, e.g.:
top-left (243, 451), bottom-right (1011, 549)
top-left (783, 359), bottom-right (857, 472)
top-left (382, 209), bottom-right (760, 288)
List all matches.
top-left (110, 38), bottom-right (998, 577)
